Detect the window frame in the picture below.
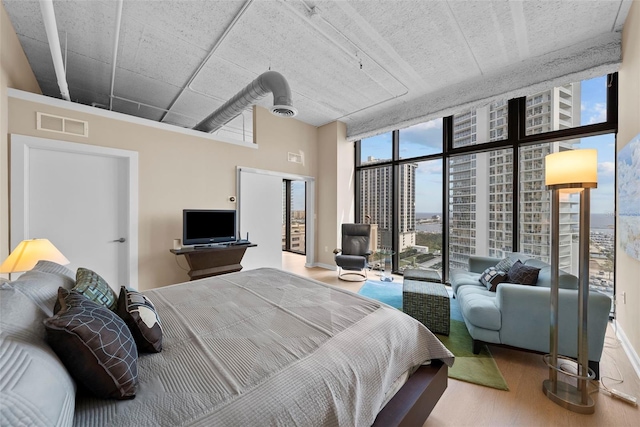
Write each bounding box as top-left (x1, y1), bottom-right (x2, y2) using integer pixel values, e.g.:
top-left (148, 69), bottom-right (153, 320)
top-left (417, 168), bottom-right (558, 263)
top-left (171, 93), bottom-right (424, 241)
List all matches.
top-left (355, 73), bottom-right (618, 282)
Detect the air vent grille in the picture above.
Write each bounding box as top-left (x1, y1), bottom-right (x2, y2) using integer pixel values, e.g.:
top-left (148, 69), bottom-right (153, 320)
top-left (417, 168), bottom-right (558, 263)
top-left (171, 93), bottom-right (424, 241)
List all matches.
top-left (288, 152), bottom-right (303, 164)
top-left (37, 112), bottom-right (88, 137)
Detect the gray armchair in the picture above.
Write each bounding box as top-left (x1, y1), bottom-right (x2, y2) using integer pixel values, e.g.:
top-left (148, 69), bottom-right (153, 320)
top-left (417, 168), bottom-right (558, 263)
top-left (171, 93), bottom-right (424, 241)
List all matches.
top-left (334, 224), bottom-right (372, 281)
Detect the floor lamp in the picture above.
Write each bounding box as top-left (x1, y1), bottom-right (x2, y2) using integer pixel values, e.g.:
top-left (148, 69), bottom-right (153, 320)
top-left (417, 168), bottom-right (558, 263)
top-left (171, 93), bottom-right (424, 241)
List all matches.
top-left (542, 149), bottom-right (597, 414)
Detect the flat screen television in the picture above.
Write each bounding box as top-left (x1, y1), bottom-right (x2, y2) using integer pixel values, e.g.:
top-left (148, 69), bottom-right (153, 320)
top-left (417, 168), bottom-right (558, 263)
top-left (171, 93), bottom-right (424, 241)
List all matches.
top-left (183, 209), bottom-right (237, 245)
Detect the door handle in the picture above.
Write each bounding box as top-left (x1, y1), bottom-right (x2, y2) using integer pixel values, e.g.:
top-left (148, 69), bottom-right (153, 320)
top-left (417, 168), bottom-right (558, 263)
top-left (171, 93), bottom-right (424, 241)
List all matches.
top-left (112, 238), bottom-right (126, 243)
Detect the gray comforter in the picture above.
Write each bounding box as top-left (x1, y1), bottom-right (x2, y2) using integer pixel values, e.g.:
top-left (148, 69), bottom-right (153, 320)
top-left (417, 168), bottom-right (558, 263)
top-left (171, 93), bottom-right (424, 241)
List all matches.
top-left (74, 268), bottom-right (454, 426)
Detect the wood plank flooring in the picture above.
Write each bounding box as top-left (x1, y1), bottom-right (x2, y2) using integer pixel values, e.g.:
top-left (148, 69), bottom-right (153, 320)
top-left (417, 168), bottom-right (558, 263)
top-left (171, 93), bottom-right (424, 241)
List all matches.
top-left (282, 252), bottom-right (640, 427)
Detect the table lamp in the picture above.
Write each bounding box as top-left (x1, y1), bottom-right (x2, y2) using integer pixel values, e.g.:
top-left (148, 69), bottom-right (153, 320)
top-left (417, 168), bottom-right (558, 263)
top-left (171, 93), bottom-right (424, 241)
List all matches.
top-left (543, 149), bottom-right (597, 414)
top-left (0, 238), bottom-right (70, 274)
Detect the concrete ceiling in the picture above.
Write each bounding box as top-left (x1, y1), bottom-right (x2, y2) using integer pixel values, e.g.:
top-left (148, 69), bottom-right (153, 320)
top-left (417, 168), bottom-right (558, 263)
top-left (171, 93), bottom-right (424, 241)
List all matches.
top-left (3, 0), bottom-right (632, 141)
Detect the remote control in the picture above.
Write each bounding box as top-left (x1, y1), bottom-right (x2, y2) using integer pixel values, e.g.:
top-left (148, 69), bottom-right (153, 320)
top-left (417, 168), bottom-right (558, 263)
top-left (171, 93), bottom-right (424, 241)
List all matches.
top-left (610, 389), bottom-right (638, 406)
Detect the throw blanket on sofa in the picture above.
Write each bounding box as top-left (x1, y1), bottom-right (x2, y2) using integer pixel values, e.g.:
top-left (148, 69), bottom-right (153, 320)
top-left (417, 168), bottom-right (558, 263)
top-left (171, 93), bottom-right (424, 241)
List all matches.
top-left (73, 268), bottom-right (453, 427)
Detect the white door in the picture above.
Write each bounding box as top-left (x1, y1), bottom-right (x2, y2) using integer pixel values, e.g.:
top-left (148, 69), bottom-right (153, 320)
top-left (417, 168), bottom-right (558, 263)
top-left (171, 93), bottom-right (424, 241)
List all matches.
top-left (238, 170), bottom-right (284, 270)
top-left (10, 135), bottom-right (138, 289)
top-left (237, 167), bottom-right (315, 270)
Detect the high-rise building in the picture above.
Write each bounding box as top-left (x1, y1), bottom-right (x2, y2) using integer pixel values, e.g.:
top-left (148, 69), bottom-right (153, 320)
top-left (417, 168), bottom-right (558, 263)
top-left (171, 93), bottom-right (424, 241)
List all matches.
top-left (449, 84), bottom-right (581, 272)
top-left (360, 157), bottom-right (417, 251)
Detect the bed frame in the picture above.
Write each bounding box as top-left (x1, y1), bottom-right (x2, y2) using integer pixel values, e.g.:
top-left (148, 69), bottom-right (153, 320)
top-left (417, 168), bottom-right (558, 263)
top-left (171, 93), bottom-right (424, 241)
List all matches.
top-left (373, 361), bottom-right (448, 426)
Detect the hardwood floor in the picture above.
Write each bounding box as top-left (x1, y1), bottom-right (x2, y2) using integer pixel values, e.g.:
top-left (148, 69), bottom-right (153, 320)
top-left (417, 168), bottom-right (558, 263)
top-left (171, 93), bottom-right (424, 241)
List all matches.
top-left (282, 252), bottom-right (640, 426)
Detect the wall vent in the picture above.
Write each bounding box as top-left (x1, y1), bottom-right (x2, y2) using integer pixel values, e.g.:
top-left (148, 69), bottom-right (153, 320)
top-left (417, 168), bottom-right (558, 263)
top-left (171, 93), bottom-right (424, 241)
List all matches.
top-left (37, 112), bottom-right (88, 137)
top-left (288, 152), bottom-right (303, 164)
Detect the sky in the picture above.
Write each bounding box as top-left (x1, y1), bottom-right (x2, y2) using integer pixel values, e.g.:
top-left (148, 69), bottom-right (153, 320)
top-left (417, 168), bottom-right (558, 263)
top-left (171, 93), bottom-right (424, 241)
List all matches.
top-left (359, 75), bottom-right (616, 215)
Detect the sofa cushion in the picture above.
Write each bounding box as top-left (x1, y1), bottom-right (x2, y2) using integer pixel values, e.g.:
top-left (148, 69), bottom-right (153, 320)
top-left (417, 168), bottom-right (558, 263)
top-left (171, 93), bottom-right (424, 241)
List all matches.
top-left (479, 267), bottom-right (509, 292)
top-left (456, 286), bottom-right (501, 331)
top-left (528, 263), bottom-right (579, 290)
top-left (507, 260), bottom-right (541, 285)
top-left (450, 269), bottom-right (483, 295)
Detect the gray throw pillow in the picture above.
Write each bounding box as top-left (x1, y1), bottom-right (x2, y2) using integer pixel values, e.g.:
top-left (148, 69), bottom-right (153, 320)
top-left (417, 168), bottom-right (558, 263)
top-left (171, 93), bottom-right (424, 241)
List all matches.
top-left (507, 260), bottom-right (541, 285)
top-left (479, 266), bottom-right (509, 292)
top-left (494, 257), bottom-right (516, 272)
top-left (44, 288), bottom-right (138, 400)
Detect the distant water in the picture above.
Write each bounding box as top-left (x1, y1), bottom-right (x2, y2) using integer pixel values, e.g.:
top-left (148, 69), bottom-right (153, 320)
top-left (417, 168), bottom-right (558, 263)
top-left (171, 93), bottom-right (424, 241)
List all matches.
top-left (415, 212), bottom-right (615, 234)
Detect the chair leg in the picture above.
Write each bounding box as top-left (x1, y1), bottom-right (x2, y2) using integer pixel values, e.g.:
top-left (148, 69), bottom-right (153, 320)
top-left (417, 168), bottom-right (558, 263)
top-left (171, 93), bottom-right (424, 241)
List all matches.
top-left (472, 339), bottom-right (482, 355)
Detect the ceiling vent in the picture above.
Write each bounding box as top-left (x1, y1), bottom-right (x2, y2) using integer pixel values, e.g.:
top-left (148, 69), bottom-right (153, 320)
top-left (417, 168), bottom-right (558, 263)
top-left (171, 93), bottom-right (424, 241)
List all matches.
top-left (37, 112), bottom-right (88, 137)
top-left (194, 71), bottom-right (297, 133)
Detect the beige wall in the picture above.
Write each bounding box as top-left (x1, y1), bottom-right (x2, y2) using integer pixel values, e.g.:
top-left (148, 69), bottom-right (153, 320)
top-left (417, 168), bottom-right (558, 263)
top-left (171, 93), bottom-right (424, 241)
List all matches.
top-left (316, 120), bottom-right (354, 268)
top-left (1, 3), bottom-right (41, 267)
top-left (617, 0), bottom-right (640, 360)
top-left (5, 96), bottom-right (318, 289)
top-left (316, 121), bottom-right (340, 267)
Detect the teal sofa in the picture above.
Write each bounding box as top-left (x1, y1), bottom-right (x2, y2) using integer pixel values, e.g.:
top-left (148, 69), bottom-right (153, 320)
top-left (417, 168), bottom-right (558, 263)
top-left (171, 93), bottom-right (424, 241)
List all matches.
top-left (450, 255), bottom-right (611, 378)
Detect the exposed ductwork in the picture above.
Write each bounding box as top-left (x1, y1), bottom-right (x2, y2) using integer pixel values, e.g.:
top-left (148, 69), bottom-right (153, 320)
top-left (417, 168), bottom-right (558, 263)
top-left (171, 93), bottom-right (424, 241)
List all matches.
top-left (194, 71), bottom-right (297, 133)
top-left (40, 0), bottom-right (71, 101)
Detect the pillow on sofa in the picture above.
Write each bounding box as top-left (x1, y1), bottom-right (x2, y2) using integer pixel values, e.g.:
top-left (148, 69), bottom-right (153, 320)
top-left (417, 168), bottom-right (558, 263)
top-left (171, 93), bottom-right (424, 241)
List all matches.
top-left (0, 283), bottom-right (76, 426)
top-left (73, 267), bottom-right (118, 311)
top-left (507, 260), bottom-right (541, 285)
top-left (44, 288), bottom-right (138, 400)
top-left (116, 286), bottom-right (163, 353)
top-left (494, 256), bottom-right (516, 272)
top-left (479, 266), bottom-right (509, 292)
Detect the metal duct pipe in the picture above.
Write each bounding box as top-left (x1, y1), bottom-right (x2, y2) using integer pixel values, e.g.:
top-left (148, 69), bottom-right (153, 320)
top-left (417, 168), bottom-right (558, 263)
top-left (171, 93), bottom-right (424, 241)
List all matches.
top-left (40, 0), bottom-right (70, 101)
top-left (194, 71), bottom-right (297, 133)
top-left (109, 0), bottom-right (124, 111)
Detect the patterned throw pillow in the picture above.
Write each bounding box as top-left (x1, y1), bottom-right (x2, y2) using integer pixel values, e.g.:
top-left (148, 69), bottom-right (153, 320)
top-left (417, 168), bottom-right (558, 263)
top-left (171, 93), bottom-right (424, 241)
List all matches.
top-left (73, 268), bottom-right (117, 311)
top-left (479, 266), bottom-right (509, 292)
top-left (494, 256), bottom-right (516, 273)
top-left (116, 286), bottom-right (163, 353)
top-left (44, 288), bottom-right (138, 400)
top-left (507, 260), bottom-right (541, 285)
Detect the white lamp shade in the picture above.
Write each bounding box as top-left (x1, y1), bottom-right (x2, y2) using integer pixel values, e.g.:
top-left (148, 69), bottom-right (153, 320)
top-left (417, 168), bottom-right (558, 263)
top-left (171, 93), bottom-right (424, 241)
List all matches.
top-left (0, 239), bottom-right (69, 273)
top-left (545, 149), bottom-right (598, 187)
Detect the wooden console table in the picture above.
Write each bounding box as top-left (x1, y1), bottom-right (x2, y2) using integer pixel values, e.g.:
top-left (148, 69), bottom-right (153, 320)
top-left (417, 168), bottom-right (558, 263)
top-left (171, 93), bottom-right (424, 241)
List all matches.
top-left (170, 244), bottom-right (257, 280)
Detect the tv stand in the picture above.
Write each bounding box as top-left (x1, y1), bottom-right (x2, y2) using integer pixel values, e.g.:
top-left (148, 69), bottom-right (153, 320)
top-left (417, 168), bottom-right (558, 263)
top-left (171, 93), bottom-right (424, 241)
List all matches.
top-left (170, 243), bottom-right (256, 280)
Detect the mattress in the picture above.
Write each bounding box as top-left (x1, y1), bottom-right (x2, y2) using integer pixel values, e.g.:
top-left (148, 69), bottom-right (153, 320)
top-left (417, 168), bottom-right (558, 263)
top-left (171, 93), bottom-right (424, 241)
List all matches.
top-left (73, 268), bottom-right (454, 426)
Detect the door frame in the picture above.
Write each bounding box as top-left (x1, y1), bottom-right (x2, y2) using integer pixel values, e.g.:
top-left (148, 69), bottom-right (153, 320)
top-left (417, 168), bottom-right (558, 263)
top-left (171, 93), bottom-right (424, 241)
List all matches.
top-left (10, 134), bottom-right (139, 287)
top-left (237, 167), bottom-right (315, 268)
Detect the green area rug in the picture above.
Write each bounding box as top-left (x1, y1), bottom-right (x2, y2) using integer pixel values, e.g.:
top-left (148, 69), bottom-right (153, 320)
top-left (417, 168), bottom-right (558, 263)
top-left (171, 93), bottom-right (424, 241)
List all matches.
top-left (436, 320), bottom-right (509, 391)
top-left (357, 280), bottom-right (508, 390)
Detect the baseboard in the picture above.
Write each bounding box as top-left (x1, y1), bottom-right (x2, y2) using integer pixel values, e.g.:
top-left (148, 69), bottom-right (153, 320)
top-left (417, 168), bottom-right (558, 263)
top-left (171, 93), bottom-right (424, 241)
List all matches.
top-left (614, 320), bottom-right (640, 380)
top-left (312, 262), bottom-right (337, 270)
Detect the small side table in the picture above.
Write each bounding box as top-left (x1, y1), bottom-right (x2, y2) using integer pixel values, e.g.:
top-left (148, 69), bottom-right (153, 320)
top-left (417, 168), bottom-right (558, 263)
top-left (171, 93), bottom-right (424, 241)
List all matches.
top-left (403, 279), bottom-right (450, 335)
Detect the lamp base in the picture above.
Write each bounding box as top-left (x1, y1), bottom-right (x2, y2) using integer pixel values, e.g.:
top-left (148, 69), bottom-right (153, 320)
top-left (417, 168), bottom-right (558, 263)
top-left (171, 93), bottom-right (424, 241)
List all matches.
top-left (543, 379), bottom-right (595, 414)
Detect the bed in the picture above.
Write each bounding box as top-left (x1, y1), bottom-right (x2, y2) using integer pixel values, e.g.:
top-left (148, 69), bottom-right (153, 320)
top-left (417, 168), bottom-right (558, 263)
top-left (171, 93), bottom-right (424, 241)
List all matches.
top-left (0, 262), bottom-right (454, 427)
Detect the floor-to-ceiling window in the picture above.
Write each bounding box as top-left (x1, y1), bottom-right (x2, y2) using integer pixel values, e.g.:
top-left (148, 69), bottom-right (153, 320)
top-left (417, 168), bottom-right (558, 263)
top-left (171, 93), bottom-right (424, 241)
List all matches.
top-left (355, 74), bottom-right (617, 302)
